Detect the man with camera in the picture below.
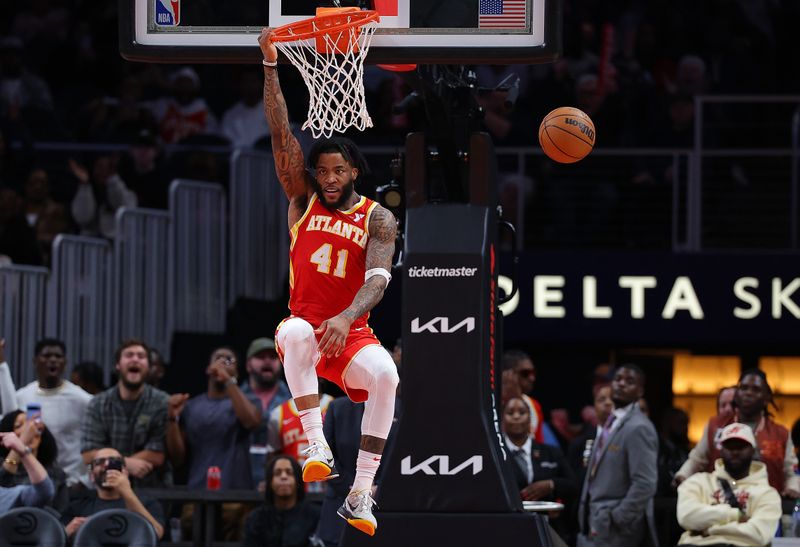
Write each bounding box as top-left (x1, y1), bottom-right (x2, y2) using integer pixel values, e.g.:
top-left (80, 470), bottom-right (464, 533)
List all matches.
top-left (60, 447), bottom-right (164, 539)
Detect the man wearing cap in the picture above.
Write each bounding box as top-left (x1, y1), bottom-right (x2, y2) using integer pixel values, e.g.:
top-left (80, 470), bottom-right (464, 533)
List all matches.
top-left (676, 422), bottom-right (781, 547)
top-left (240, 337), bottom-right (291, 486)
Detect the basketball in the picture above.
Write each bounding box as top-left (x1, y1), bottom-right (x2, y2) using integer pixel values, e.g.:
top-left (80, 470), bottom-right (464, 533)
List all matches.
top-left (538, 107), bottom-right (596, 163)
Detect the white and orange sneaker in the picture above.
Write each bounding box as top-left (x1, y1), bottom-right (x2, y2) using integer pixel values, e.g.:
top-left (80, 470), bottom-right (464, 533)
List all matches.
top-left (337, 489), bottom-right (378, 536)
top-left (301, 441), bottom-right (339, 482)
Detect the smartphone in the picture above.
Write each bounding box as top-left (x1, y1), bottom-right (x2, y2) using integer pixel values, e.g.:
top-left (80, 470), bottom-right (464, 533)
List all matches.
top-left (106, 458), bottom-right (124, 472)
top-left (25, 403), bottom-right (42, 422)
top-left (102, 458), bottom-right (124, 486)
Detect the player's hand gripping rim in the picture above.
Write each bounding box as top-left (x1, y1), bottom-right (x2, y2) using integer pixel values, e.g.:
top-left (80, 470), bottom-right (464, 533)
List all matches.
top-left (315, 315), bottom-right (351, 358)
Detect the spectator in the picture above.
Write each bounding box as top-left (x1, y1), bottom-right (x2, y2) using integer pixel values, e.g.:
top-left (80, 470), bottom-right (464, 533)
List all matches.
top-left (267, 392), bottom-right (334, 494)
top-left (61, 447), bottom-right (165, 539)
top-left (117, 128), bottom-right (171, 210)
top-left (676, 423), bottom-right (781, 547)
top-left (501, 350), bottom-right (545, 443)
top-left (0, 339), bottom-right (16, 416)
top-left (165, 348), bottom-right (262, 484)
top-left (81, 339), bottom-right (169, 488)
top-left (657, 407), bottom-right (690, 497)
top-left (11, 0), bottom-right (70, 54)
top-left (21, 167), bottom-right (71, 260)
top-left (70, 361), bottom-right (106, 395)
top-left (145, 348), bottom-right (166, 389)
top-left (675, 369), bottom-right (800, 497)
top-left (221, 70), bottom-right (271, 147)
top-left (576, 364), bottom-right (659, 547)
top-left (672, 54), bottom-right (709, 97)
top-left (503, 396), bottom-right (577, 541)
top-left (717, 386), bottom-right (736, 417)
top-left (76, 75), bottom-right (156, 143)
top-left (568, 384), bottom-right (613, 486)
top-left (150, 67), bottom-right (218, 144)
top-left (0, 185), bottom-right (42, 265)
top-left (0, 431), bottom-right (54, 514)
top-left (16, 338), bottom-right (92, 489)
top-left (572, 72), bottom-right (628, 146)
top-left (166, 346), bottom-right (261, 541)
top-left (0, 37), bottom-right (55, 127)
top-left (69, 154), bottom-right (138, 240)
top-left (0, 409), bottom-right (68, 512)
top-left (243, 455), bottom-right (321, 547)
top-left (240, 338), bottom-right (291, 486)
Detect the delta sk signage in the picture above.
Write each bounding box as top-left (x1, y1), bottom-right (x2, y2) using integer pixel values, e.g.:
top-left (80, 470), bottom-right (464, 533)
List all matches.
top-left (498, 252), bottom-right (800, 345)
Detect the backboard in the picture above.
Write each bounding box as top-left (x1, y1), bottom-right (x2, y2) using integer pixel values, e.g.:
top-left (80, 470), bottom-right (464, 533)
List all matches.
top-left (120, 0), bottom-right (561, 64)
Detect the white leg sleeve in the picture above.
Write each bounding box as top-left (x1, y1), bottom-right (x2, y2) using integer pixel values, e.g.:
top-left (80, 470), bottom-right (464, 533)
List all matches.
top-left (344, 345), bottom-right (399, 439)
top-left (276, 317), bottom-right (320, 399)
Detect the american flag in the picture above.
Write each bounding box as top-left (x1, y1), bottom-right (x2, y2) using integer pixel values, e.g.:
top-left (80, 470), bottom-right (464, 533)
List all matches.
top-left (479, 0), bottom-right (527, 29)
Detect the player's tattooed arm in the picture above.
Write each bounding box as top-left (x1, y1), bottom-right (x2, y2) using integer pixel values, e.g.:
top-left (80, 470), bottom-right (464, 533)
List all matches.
top-left (317, 206), bottom-right (396, 357)
top-left (341, 206), bottom-right (398, 322)
top-left (259, 28), bottom-right (308, 202)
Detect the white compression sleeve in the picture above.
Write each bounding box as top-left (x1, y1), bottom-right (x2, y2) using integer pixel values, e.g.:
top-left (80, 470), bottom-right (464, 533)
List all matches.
top-left (343, 345), bottom-right (399, 439)
top-left (276, 317), bottom-right (320, 399)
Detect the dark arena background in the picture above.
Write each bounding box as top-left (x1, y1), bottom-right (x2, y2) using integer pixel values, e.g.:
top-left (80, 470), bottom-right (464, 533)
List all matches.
top-left (0, 0), bottom-right (799, 546)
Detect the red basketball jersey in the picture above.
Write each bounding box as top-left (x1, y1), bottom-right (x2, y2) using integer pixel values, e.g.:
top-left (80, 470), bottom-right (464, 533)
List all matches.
top-left (289, 194), bottom-right (378, 327)
top-left (276, 395), bottom-right (334, 494)
top-left (276, 395), bottom-right (334, 464)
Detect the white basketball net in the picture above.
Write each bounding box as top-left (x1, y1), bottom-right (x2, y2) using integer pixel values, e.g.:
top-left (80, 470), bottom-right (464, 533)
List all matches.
top-left (274, 17), bottom-right (377, 138)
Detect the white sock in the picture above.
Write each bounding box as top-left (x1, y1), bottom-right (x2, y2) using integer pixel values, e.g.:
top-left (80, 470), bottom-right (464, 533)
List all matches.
top-left (298, 407), bottom-right (327, 446)
top-left (352, 449), bottom-right (381, 492)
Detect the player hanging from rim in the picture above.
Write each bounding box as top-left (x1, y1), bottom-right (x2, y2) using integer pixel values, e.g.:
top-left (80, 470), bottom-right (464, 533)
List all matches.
top-left (258, 28), bottom-right (399, 537)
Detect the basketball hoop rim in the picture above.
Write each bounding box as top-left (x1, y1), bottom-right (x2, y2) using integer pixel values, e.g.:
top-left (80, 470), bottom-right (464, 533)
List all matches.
top-left (270, 10), bottom-right (380, 44)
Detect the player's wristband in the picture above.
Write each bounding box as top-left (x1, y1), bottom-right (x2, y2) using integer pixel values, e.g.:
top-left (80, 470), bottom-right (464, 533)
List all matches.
top-left (262, 59), bottom-right (277, 67)
top-left (365, 268), bottom-right (392, 286)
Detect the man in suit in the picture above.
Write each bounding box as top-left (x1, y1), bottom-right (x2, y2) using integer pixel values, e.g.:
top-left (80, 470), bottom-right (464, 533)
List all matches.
top-left (577, 364), bottom-right (659, 547)
top-left (503, 396), bottom-right (578, 542)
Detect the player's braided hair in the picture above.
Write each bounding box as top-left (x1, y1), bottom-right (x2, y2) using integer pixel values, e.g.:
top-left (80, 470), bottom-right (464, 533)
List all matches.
top-left (738, 368), bottom-right (779, 417)
top-left (308, 136), bottom-right (371, 180)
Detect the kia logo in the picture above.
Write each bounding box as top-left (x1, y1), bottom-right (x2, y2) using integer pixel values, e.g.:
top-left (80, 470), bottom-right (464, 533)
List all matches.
top-left (411, 317), bottom-right (475, 333)
top-left (400, 455), bottom-right (483, 475)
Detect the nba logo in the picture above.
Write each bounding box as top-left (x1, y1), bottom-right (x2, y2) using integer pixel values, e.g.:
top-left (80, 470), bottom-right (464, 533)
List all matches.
top-left (155, 0), bottom-right (180, 26)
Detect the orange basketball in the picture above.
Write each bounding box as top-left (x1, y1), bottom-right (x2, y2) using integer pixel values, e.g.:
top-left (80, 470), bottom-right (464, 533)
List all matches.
top-left (538, 107), bottom-right (596, 163)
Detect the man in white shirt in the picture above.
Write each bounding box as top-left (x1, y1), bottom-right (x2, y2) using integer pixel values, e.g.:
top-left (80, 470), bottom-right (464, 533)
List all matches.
top-left (16, 338), bottom-right (93, 488)
top-left (221, 70), bottom-right (271, 147)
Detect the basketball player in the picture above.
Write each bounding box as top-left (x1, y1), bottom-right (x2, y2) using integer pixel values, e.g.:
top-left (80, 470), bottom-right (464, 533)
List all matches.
top-left (258, 28), bottom-right (399, 537)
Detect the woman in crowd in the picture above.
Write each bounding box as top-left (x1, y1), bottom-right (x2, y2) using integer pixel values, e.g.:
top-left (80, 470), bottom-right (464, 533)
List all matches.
top-left (0, 410), bottom-right (68, 512)
top-left (0, 430), bottom-right (54, 514)
top-left (503, 396), bottom-right (578, 542)
top-left (243, 455), bottom-right (321, 547)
